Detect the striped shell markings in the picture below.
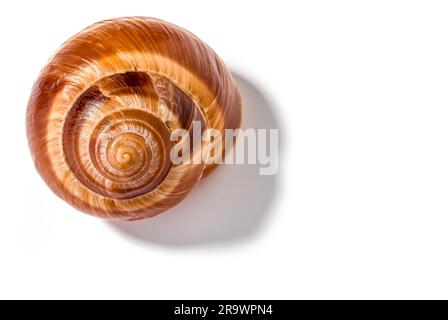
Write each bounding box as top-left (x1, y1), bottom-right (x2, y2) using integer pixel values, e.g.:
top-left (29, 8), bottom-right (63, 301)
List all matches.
top-left (26, 17), bottom-right (242, 220)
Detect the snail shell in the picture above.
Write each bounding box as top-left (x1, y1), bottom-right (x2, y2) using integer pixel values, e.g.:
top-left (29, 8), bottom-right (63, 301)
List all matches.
top-left (27, 17), bottom-right (242, 220)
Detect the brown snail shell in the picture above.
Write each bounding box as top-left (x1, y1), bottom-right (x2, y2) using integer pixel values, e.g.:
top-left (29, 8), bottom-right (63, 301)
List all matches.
top-left (26, 17), bottom-right (242, 220)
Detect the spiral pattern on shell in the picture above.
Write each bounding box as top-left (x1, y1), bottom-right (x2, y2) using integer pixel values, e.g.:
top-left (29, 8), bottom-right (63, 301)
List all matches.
top-left (26, 17), bottom-right (242, 220)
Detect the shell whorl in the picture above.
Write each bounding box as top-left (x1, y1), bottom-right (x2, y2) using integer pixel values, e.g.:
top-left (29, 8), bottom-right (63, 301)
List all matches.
top-left (26, 17), bottom-right (242, 220)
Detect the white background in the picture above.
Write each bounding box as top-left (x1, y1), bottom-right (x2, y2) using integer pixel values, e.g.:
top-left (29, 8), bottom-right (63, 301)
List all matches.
top-left (1, 0), bottom-right (448, 299)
